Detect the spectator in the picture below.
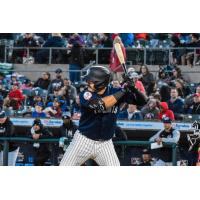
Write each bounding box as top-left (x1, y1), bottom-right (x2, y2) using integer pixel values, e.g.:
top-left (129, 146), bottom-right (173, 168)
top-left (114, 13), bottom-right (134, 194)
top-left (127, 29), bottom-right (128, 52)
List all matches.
top-left (36, 33), bottom-right (67, 63)
top-left (43, 33), bottom-right (67, 48)
top-left (188, 93), bottom-right (200, 114)
top-left (167, 88), bottom-right (184, 119)
top-left (0, 110), bottom-right (19, 166)
top-left (109, 36), bottom-right (126, 81)
top-left (149, 116), bottom-right (180, 166)
top-left (34, 72), bottom-right (51, 90)
top-left (117, 104), bottom-right (143, 120)
top-left (128, 71), bottom-right (146, 94)
top-left (68, 37), bottom-right (85, 83)
top-left (32, 102), bottom-right (46, 118)
top-left (14, 33), bottom-right (40, 63)
top-left (44, 98), bottom-right (62, 118)
top-left (182, 34), bottom-right (200, 67)
top-left (6, 83), bottom-right (25, 111)
top-left (20, 79), bottom-right (33, 90)
top-left (170, 66), bottom-right (184, 81)
top-left (119, 33), bottom-right (134, 47)
top-left (60, 78), bottom-right (77, 104)
top-left (158, 102), bottom-right (175, 120)
top-left (48, 68), bottom-right (64, 94)
top-left (71, 96), bottom-right (81, 120)
top-left (139, 65), bottom-right (155, 95)
top-left (138, 149), bottom-right (152, 166)
top-left (141, 99), bottom-right (160, 120)
top-left (174, 79), bottom-right (191, 98)
top-left (100, 33), bottom-right (113, 47)
top-left (30, 118), bottom-right (52, 166)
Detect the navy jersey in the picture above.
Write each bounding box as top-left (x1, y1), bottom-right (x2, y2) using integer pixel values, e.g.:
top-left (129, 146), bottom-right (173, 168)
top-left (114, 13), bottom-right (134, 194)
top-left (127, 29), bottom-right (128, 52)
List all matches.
top-left (79, 85), bottom-right (146, 141)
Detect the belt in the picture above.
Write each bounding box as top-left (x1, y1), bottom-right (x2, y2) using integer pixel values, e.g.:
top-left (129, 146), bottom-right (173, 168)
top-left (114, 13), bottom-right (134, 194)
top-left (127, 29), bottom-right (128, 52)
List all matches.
top-left (79, 132), bottom-right (105, 142)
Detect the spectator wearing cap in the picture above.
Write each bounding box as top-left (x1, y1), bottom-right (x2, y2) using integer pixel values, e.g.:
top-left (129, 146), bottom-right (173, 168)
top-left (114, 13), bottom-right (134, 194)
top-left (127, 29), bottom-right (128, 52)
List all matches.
top-left (44, 98), bottom-right (62, 118)
top-left (6, 83), bottom-right (25, 111)
top-left (118, 104), bottom-right (143, 121)
top-left (60, 112), bottom-right (77, 139)
top-left (158, 102), bottom-right (175, 121)
top-left (32, 102), bottom-right (46, 118)
top-left (149, 117), bottom-right (180, 166)
top-left (30, 118), bottom-right (52, 166)
top-left (34, 72), bottom-right (51, 90)
top-left (167, 88), bottom-right (184, 120)
top-left (128, 71), bottom-right (146, 94)
top-left (20, 79), bottom-right (33, 90)
top-left (47, 68), bottom-right (64, 95)
top-left (0, 111), bottom-right (19, 166)
top-left (138, 149), bottom-right (152, 166)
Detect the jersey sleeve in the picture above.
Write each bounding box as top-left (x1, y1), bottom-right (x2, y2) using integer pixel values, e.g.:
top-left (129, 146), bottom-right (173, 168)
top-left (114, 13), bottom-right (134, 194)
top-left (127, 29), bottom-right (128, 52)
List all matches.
top-left (80, 90), bottom-right (99, 108)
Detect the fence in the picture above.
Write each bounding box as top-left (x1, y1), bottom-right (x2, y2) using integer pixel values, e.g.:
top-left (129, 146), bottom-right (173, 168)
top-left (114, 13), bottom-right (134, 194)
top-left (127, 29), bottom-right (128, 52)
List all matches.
top-left (0, 46), bottom-right (200, 66)
top-left (0, 137), bottom-right (178, 166)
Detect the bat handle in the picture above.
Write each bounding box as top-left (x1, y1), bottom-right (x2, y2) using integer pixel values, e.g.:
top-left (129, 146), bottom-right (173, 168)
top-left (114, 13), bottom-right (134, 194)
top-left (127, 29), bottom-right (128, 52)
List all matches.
top-left (122, 63), bottom-right (128, 76)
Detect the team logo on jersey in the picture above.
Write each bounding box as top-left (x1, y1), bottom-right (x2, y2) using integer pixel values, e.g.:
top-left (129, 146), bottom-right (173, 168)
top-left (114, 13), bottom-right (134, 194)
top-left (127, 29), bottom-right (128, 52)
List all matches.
top-left (83, 92), bottom-right (92, 100)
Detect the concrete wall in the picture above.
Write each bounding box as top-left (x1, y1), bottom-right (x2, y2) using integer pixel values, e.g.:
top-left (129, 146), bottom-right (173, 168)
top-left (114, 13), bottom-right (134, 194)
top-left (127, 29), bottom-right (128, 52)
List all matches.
top-left (13, 64), bottom-right (200, 83)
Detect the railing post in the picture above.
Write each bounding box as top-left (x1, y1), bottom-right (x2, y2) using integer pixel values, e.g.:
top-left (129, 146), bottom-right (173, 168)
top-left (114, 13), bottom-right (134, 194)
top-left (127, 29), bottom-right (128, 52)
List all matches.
top-left (27, 47), bottom-right (29, 58)
top-left (172, 144), bottom-right (177, 166)
top-left (193, 48), bottom-right (196, 66)
top-left (96, 48), bottom-right (98, 65)
top-left (3, 140), bottom-right (9, 166)
top-left (49, 48), bottom-right (52, 64)
top-left (144, 48), bottom-right (146, 65)
top-left (4, 46), bottom-right (7, 63)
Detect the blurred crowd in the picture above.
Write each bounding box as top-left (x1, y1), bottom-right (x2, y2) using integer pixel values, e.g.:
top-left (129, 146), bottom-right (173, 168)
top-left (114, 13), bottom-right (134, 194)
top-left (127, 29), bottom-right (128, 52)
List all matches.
top-left (0, 64), bottom-right (199, 122)
top-left (1, 33), bottom-right (200, 66)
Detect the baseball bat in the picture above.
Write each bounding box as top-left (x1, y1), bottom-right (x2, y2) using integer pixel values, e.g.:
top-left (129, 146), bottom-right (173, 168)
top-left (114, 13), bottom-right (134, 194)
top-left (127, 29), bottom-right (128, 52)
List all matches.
top-left (114, 42), bottom-right (128, 75)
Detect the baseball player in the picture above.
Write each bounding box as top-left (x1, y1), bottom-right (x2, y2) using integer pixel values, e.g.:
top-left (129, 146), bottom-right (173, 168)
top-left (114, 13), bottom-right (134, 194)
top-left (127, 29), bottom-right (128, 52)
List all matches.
top-left (60, 66), bottom-right (147, 166)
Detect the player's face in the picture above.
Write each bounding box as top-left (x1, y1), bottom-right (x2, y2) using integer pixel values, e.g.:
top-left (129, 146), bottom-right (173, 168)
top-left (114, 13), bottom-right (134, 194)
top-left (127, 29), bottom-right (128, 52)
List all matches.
top-left (0, 117), bottom-right (6, 124)
top-left (163, 123), bottom-right (172, 131)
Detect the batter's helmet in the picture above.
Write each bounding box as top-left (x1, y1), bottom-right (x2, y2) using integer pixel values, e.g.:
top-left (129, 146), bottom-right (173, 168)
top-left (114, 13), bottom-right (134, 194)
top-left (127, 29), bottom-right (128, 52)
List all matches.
top-left (83, 66), bottom-right (111, 91)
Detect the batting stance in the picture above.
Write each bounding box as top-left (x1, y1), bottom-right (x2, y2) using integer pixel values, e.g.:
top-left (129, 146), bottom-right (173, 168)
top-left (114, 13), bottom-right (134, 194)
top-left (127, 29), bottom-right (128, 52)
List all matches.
top-left (60, 66), bottom-right (147, 166)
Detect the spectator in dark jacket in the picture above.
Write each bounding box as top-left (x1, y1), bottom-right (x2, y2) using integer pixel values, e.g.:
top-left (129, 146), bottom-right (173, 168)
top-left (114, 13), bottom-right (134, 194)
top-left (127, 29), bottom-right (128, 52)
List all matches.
top-left (48, 68), bottom-right (64, 94)
top-left (0, 111), bottom-right (19, 166)
top-left (139, 65), bottom-right (155, 95)
top-left (188, 93), bottom-right (200, 114)
top-left (34, 72), bottom-right (51, 90)
top-left (43, 33), bottom-right (67, 48)
top-left (36, 33), bottom-right (67, 63)
top-left (118, 104), bottom-right (143, 120)
top-left (68, 41), bottom-right (85, 83)
top-left (167, 88), bottom-right (184, 119)
top-left (30, 118), bottom-right (52, 166)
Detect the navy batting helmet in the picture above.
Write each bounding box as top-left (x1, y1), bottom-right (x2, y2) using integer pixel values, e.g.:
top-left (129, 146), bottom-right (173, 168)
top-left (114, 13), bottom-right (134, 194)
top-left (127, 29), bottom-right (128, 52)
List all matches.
top-left (83, 66), bottom-right (111, 91)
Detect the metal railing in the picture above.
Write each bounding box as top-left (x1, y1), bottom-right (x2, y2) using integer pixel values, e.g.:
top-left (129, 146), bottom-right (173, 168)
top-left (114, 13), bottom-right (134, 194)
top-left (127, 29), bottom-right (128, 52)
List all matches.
top-left (0, 137), bottom-right (178, 166)
top-left (0, 46), bottom-right (200, 65)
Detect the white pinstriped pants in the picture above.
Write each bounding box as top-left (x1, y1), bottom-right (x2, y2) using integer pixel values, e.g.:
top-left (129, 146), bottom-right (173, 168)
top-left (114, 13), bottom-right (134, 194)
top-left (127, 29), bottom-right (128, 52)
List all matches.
top-left (60, 131), bottom-right (120, 166)
top-left (0, 147), bottom-right (19, 166)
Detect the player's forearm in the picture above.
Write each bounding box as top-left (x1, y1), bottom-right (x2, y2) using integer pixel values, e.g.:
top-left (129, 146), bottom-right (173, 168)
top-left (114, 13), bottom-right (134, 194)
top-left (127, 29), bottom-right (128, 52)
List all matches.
top-left (102, 91), bottom-right (125, 108)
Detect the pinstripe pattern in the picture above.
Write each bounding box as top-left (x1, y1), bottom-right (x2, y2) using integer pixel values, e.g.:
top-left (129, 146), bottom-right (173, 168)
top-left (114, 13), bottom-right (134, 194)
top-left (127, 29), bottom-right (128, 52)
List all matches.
top-left (60, 131), bottom-right (120, 166)
top-left (0, 147), bottom-right (19, 166)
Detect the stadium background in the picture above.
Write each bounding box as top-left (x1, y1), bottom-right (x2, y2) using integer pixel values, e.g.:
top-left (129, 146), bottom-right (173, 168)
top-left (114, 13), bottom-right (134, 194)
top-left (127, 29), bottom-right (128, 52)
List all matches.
top-left (0, 33), bottom-right (200, 166)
